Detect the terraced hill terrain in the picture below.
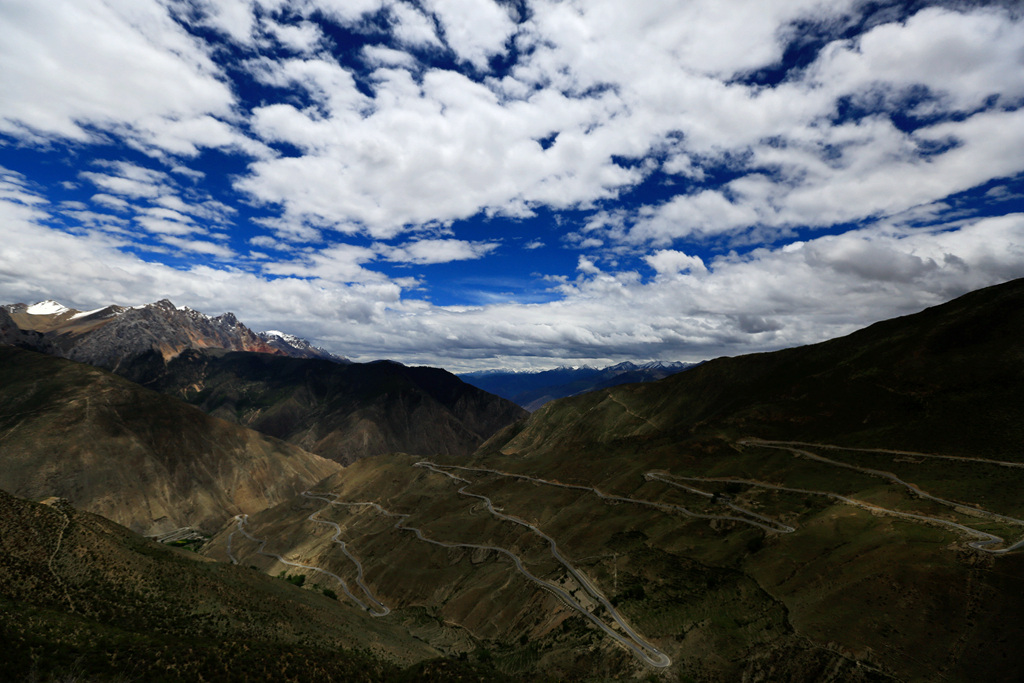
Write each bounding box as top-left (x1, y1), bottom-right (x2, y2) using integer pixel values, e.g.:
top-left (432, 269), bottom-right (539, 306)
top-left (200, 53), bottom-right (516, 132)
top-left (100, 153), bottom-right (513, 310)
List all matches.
top-left (205, 278), bottom-right (1024, 681)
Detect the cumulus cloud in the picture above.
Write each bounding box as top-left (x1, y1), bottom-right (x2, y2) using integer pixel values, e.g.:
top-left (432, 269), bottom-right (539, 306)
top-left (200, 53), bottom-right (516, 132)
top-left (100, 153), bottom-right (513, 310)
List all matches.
top-left (389, 1), bottom-right (443, 48)
top-left (380, 238), bottom-right (500, 264)
top-left (3, 166), bottom-right (1024, 369)
top-left (2, 0), bottom-right (1023, 371)
top-left (424, 0), bottom-right (517, 69)
top-left (645, 250), bottom-right (707, 276)
top-left (0, 0), bottom-right (245, 156)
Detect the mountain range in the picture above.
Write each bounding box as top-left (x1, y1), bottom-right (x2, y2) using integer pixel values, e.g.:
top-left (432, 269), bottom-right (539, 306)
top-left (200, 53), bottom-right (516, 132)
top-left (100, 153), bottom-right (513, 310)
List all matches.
top-left (1, 298), bottom-right (346, 368)
top-left (460, 360), bottom-right (696, 410)
top-left (3, 280), bottom-right (1024, 681)
top-left (2, 298), bottom-right (526, 466)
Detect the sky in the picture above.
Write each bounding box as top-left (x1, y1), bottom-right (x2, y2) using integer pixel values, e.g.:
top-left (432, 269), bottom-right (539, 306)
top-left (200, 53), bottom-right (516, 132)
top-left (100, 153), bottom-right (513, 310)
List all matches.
top-left (1, 0), bottom-right (1023, 371)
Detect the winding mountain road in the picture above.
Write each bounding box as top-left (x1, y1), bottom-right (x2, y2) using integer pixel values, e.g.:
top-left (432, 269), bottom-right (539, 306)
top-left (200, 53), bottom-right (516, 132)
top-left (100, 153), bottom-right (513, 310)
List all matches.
top-left (302, 493), bottom-right (390, 616)
top-left (227, 512), bottom-right (387, 614)
top-left (734, 439), bottom-right (1024, 553)
top-left (743, 439), bottom-right (1024, 470)
top-left (422, 462), bottom-right (794, 534)
top-left (311, 472), bottom-right (672, 668)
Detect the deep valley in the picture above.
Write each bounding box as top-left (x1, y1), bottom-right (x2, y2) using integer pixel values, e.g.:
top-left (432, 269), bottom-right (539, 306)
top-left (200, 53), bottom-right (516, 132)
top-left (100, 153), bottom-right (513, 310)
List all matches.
top-left (3, 279), bottom-right (1024, 681)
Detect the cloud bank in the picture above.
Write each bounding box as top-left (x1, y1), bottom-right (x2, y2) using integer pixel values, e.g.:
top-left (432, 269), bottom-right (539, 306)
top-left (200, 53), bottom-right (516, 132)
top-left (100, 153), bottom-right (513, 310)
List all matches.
top-left (1, 0), bottom-right (1022, 370)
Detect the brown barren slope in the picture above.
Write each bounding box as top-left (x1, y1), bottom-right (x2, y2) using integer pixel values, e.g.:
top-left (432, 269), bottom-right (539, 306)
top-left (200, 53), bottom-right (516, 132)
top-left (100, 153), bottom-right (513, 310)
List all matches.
top-left (0, 346), bottom-right (340, 535)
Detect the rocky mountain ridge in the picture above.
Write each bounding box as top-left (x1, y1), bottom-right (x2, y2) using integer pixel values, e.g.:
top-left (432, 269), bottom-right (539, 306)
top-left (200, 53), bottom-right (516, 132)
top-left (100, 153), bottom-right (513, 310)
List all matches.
top-left (2, 298), bottom-right (346, 369)
top-left (124, 349), bottom-right (529, 466)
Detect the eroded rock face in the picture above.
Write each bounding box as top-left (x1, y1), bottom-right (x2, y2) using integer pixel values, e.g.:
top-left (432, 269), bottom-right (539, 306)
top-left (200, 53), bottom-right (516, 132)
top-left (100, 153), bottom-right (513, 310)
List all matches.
top-left (3, 298), bottom-right (345, 371)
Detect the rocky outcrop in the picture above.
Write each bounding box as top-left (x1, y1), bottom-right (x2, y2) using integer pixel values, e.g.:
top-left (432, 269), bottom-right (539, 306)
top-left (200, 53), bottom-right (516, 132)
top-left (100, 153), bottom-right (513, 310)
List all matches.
top-left (3, 298), bottom-right (344, 369)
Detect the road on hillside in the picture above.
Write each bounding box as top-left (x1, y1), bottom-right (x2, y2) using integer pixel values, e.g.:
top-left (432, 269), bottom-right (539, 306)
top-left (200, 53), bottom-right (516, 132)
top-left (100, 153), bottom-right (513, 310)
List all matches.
top-left (302, 493), bottom-right (390, 616)
top-left (734, 439), bottom-right (1024, 553)
top-left (310, 474), bottom-right (672, 669)
top-left (227, 511), bottom-right (389, 614)
top-left (424, 462), bottom-right (795, 533)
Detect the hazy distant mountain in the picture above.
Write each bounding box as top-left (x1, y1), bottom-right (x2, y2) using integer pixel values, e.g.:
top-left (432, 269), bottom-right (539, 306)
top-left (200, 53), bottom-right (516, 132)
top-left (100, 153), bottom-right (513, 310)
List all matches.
top-left (121, 349), bottom-right (529, 466)
top-left (2, 298), bottom-right (346, 369)
top-left (460, 360), bottom-right (696, 410)
top-left (0, 346), bottom-right (339, 535)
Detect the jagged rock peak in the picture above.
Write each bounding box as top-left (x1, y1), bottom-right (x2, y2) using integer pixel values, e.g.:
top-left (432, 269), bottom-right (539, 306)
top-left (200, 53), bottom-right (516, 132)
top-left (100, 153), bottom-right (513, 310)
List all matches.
top-left (2, 296), bottom-right (348, 366)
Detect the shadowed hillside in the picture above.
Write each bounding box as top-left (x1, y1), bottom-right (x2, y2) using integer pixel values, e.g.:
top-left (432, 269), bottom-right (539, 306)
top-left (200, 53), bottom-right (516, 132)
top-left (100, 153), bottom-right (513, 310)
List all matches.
top-left (0, 347), bottom-right (339, 535)
top-left (0, 488), bottom-right (515, 682)
top-left (483, 277), bottom-right (1024, 461)
top-left (121, 349), bottom-right (528, 465)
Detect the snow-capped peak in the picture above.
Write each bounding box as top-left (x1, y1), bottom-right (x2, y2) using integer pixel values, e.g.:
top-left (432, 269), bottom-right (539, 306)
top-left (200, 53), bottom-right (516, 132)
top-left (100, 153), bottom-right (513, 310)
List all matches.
top-left (26, 300), bottom-right (70, 316)
top-left (263, 329), bottom-right (301, 344)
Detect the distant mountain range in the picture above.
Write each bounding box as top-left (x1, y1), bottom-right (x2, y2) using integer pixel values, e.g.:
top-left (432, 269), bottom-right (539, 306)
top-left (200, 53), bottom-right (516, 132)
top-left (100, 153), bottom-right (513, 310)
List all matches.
top-left (1, 298), bottom-right (346, 368)
top-left (460, 360), bottom-right (697, 410)
top-left (1, 298), bottom-right (526, 467)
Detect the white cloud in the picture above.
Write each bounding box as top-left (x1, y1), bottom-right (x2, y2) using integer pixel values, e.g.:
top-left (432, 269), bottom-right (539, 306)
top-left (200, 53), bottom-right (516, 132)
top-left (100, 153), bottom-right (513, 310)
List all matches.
top-left (80, 172), bottom-right (165, 199)
top-left (262, 243), bottom-right (384, 283)
top-left (160, 235), bottom-right (236, 258)
top-left (645, 250), bottom-right (707, 276)
top-left (3, 168), bottom-right (1024, 370)
top-left (362, 45), bottom-right (418, 69)
top-left (381, 238), bottom-right (499, 264)
top-left (423, 0), bottom-right (517, 69)
top-left (389, 1), bottom-right (443, 48)
top-left (2, 1), bottom-right (1024, 372)
top-left (0, 0), bottom-right (238, 154)
top-left (188, 0), bottom-right (257, 45)
top-left (808, 8), bottom-right (1024, 114)
top-left (90, 194), bottom-right (129, 212)
top-left (262, 17), bottom-right (324, 53)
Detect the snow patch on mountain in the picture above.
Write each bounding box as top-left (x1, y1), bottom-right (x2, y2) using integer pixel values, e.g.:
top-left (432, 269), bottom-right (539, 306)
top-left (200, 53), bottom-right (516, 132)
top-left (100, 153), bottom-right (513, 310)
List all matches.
top-left (26, 300), bottom-right (70, 316)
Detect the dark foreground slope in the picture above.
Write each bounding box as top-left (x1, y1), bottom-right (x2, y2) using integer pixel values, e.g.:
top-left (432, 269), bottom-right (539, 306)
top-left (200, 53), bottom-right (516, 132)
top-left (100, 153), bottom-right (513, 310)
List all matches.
top-left (0, 489), bottom-right (512, 682)
top-left (122, 349), bottom-right (528, 465)
top-left (0, 347), bottom-right (339, 535)
top-left (205, 279), bottom-right (1024, 682)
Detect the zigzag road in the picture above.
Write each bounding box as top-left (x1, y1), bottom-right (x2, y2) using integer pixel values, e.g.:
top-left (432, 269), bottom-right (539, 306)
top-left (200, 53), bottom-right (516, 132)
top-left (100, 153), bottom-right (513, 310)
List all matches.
top-left (423, 462), bottom-right (795, 534)
top-left (226, 509), bottom-right (388, 615)
top-left (737, 439), bottom-right (1024, 553)
top-left (311, 468), bottom-right (672, 668)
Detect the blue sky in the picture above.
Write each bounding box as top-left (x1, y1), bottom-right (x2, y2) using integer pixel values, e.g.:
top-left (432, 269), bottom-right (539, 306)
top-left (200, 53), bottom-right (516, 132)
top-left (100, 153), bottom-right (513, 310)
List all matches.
top-left (2, 0), bottom-right (1023, 370)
